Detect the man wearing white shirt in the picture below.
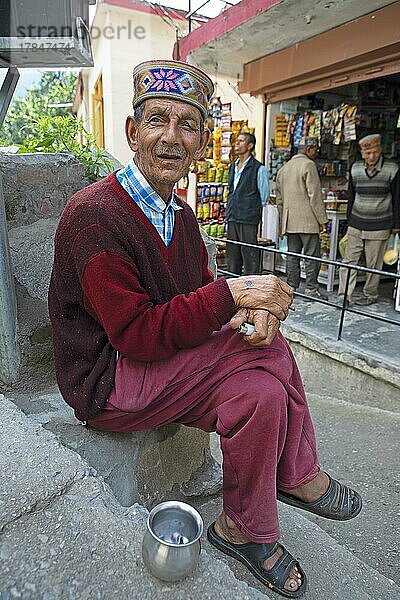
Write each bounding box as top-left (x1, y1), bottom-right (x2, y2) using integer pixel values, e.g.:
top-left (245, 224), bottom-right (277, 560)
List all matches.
top-left (226, 133), bottom-right (270, 275)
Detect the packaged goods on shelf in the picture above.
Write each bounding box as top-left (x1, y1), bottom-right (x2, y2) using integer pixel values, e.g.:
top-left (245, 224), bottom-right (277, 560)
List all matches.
top-left (268, 148), bottom-right (291, 181)
top-left (220, 147), bottom-right (231, 163)
top-left (221, 131), bottom-right (232, 146)
top-left (274, 114), bottom-right (291, 147)
top-left (220, 116), bottom-right (232, 131)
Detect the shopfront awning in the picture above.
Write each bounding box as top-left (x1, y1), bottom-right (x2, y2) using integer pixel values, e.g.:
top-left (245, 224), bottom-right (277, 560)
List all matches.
top-left (178, 0), bottom-right (399, 81)
top-left (239, 2), bottom-right (400, 101)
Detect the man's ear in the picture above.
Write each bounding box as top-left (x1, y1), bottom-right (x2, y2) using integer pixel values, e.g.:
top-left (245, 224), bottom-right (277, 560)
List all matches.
top-left (193, 128), bottom-right (211, 160)
top-left (125, 116), bottom-right (138, 152)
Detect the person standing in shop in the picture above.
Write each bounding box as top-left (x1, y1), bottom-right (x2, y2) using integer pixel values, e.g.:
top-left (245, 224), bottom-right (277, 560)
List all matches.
top-left (338, 133), bottom-right (400, 306)
top-left (275, 137), bottom-right (328, 297)
top-left (225, 133), bottom-right (270, 275)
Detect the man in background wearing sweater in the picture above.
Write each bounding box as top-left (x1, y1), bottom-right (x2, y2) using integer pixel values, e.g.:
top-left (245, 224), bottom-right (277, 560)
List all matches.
top-left (338, 134), bottom-right (400, 306)
top-left (49, 60), bottom-right (361, 598)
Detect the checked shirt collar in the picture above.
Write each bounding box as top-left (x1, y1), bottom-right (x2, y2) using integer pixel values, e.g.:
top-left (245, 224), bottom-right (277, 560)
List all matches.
top-left (116, 158), bottom-right (182, 246)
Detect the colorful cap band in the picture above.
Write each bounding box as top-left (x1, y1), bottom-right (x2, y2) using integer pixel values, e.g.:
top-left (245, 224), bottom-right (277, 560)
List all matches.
top-left (359, 134), bottom-right (381, 150)
top-left (132, 60), bottom-right (214, 118)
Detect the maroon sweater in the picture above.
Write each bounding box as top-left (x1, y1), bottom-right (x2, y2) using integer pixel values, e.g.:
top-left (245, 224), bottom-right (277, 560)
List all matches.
top-left (48, 173), bottom-right (236, 421)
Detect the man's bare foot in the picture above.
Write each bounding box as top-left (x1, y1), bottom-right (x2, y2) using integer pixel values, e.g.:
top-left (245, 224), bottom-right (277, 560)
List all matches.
top-left (284, 471), bottom-right (330, 502)
top-left (278, 471), bottom-right (362, 521)
top-left (214, 512), bottom-right (302, 593)
top-left (281, 471), bottom-right (339, 508)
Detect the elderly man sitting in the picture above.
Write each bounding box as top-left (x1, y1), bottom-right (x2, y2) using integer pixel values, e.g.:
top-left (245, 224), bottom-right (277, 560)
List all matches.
top-left (49, 60), bottom-right (362, 598)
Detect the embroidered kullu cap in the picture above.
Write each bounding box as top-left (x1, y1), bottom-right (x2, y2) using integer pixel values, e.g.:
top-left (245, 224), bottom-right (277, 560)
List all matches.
top-left (299, 136), bottom-right (319, 148)
top-left (132, 59), bottom-right (214, 118)
top-left (359, 134), bottom-right (381, 150)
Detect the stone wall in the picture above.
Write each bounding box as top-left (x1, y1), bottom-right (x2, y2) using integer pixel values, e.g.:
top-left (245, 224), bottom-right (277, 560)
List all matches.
top-left (0, 152), bottom-right (217, 391)
top-left (0, 154), bottom-right (94, 391)
top-left (0, 153), bottom-right (92, 229)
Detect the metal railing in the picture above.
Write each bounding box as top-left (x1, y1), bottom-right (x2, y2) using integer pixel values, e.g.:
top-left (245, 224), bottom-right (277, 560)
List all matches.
top-left (212, 237), bottom-right (400, 340)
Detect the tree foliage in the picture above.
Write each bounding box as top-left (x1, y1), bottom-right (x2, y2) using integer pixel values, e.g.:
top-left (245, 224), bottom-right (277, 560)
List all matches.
top-left (0, 71), bottom-right (78, 146)
top-left (0, 71), bottom-right (113, 182)
top-left (18, 114), bottom-right (113, 182)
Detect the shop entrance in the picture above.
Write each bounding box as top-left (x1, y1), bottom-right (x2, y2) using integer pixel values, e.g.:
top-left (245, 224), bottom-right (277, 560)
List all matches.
top-left (265, 73), bottom-right (400, 300)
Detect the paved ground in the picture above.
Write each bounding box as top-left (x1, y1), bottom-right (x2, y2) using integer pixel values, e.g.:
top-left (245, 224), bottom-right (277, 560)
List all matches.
top-left (288, 279), bottom-right (400, 370)
top-left (212, 390), bottom-right (399, 557)
top-left (2, 391), bottom-right (399, 600)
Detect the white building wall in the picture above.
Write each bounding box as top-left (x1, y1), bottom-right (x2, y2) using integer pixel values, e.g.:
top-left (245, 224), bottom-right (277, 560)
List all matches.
top-left (77, 7), bottom-right (113, 146)
top-left (106, 7), bottom-right (182, 164)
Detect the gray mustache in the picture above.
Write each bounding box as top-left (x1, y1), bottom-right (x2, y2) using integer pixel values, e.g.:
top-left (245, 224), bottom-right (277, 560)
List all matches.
top-left (155, 144), bottom-right (185, 159)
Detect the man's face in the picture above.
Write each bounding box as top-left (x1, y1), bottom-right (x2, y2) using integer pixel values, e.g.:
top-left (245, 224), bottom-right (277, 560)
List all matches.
top-left (361, 145), bottom-right (382, 168)
top-left (235, 134), bottom-right (253, 156)
top-left (126, 98), bottom-right (209, 198)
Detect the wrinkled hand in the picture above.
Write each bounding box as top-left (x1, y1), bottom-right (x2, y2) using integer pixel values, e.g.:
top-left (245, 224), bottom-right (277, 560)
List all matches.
top-left (230, 308), bottom-right (280, 346)
top-left (227, 275), bottom-right (293, 321)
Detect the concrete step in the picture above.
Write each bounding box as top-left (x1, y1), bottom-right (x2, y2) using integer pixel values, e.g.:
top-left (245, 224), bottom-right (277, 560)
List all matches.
top-left (305, 393), bottom-right (399, 583)
top-left (2, 394), bottom-right (399, 599)
top-left (0, 396), bottom-right (263, 599)
top-left (208, 391), bottom-right (400, 595)
top-left (282, 303), bottom-right (400, 414)
top-left (196, 496), bottom-right (398, 600)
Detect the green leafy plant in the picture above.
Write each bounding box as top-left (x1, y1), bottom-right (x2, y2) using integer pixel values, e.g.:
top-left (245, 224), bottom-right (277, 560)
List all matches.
top-left (0, 71), bottom-right (78, 146)
top-left (17, 114), bottom-right (114, 182)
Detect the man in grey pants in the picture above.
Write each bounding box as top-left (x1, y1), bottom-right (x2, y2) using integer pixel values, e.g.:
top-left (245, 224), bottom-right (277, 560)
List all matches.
top-left (338, 133), bottom-right (400, 305)
top-left (276, 137), bottom-right (328, 297)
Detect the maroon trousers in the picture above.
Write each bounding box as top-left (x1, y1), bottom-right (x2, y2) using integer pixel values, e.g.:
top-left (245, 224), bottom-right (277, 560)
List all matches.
top-left (88, 326), bottom-right (320, 543)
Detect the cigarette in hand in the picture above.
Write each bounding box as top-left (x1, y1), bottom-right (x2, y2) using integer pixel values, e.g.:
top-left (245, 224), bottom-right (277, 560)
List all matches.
top-left (237, 322), bottom-right (256, 335)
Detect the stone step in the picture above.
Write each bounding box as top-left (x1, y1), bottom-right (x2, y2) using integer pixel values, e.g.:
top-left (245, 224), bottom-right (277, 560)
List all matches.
top-left (0, 397), bottom-right (262, 599)
top-left (2, 396), bottom-right (398, 600)
top-left (196, 497), bottom-right (398, 600)
top-left (7, 391), bottom-right (222, 508)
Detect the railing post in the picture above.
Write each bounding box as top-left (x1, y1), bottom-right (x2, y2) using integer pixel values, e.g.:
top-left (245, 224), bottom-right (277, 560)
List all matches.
top-left (337, 267), bottom-right (352, 340)
top-left (0, 178), bottom-right (20, 384)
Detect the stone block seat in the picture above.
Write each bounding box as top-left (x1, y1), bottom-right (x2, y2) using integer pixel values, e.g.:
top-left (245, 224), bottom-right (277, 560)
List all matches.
top-left (16, 391), bottom-right (221, 508)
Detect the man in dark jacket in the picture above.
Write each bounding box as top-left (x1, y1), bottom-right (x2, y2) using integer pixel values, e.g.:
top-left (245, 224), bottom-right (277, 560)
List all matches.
top-left (226, 133), bottom-right (270, 275)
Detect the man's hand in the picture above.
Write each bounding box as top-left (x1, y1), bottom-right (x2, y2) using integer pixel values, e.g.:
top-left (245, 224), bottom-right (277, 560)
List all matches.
top-left (230, 308), bottom-right (280, 346)
top-left (227, 275), bottom-right (293, 321)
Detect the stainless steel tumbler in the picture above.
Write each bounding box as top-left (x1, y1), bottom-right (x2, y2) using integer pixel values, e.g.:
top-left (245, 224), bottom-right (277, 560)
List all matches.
top-left (142, 501), bottom-right (203, 582)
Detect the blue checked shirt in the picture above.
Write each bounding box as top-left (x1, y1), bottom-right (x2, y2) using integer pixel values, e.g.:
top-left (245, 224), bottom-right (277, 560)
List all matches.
top-left (116, 159), bottom-right (182, 246)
